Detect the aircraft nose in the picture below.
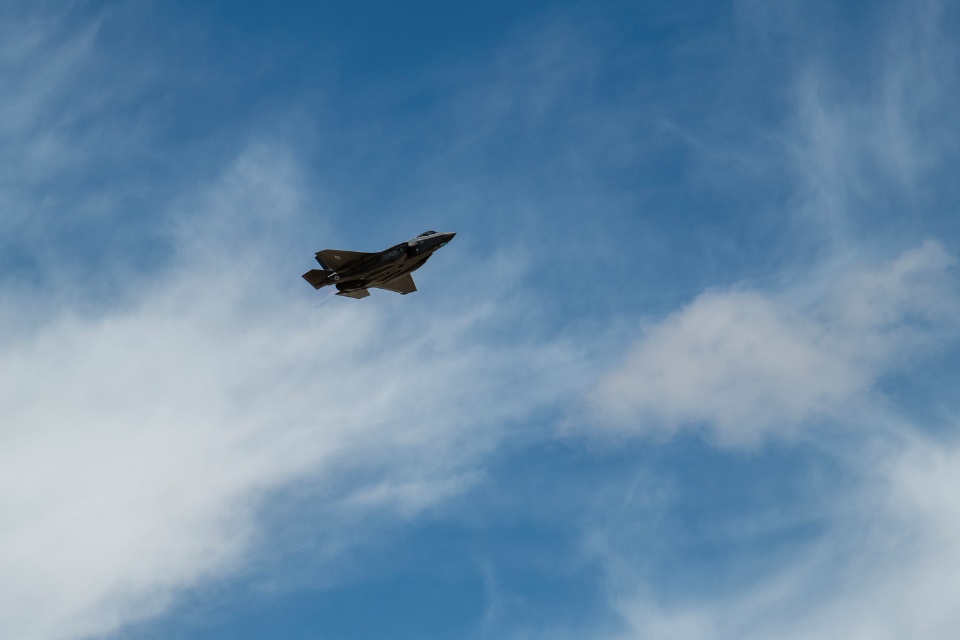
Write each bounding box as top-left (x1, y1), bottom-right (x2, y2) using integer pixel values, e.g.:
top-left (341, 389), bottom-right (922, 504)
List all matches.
top-left (434, 232), bottom-right (455, 248)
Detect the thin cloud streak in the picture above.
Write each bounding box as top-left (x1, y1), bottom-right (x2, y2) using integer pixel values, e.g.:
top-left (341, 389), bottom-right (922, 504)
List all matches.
top-left (605, 433), bottom-right (960, 640)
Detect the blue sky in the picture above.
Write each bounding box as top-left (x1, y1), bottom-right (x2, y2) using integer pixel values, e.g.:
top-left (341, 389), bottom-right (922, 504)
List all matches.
top-left (2, 1), bottom-right (960, 639)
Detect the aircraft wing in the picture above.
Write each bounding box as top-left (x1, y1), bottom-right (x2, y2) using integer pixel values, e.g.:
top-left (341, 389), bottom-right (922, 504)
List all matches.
top-left (374, 273), bottom-right (417, 295)
top-left (315, 249), bottom-right (372, 270)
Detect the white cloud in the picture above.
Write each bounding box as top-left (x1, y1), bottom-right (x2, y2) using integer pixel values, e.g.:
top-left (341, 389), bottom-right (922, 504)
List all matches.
top-left (585, 3), bottom-right (960, 638)
top-left (0, 143), bottom-right (581, 640)
top-left (0, 10), bottom-right (600, 636)
top-left (589, 241), bottom-right (958, 446)
top-left (588, 0), bottom-right (960, 449)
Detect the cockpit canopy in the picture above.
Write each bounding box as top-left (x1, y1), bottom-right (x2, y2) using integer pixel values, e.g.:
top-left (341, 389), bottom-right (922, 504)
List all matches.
top-left (417, 230), bottom-right (438, 237)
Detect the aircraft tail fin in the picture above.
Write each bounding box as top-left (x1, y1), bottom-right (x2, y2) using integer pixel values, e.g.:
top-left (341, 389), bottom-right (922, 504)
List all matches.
top-left (302, 269), bottom-right (334, 289)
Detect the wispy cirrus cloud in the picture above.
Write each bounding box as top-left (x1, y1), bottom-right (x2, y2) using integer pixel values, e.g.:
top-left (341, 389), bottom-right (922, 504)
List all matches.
top-left (0, 6), bottom-right (607, 638)
top-left (4, 1), bottom-right (959, 639)
top-left (578, 3), bottom-right (960, 639)
top-left (604, 432), bottom-right (960, 640)
top-left (0, 140), bottom-right (583, 640)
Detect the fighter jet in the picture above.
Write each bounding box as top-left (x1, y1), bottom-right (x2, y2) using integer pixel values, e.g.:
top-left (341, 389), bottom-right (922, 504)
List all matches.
top-left (302, 230), bottom-right (456, 298)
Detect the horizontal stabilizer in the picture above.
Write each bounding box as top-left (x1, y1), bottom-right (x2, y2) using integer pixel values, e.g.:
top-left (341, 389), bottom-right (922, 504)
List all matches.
top-left (336, 288), bottom-right (370, 299)
top-left (302, 269), bottom-right (333, 289)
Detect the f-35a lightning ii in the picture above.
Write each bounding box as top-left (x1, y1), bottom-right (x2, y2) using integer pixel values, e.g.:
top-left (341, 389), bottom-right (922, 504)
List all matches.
top-left (302, 230), bottom-right (456, 299)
